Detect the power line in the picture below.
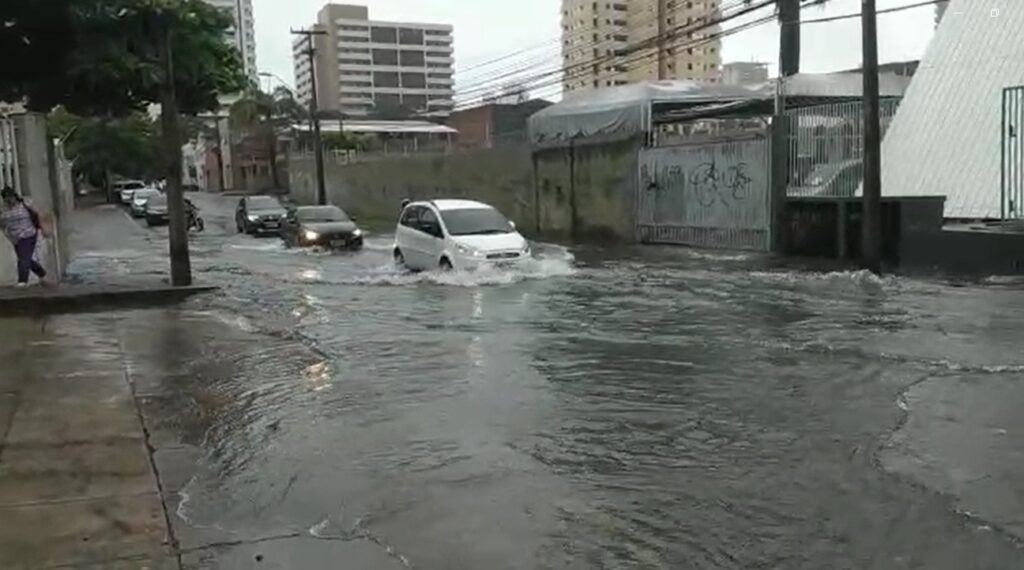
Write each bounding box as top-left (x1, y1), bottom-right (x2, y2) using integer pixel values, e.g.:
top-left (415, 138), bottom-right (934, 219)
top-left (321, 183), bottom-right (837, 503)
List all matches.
top-left (802, 0), bottom-right (939, 24)
top-left (454, 0), bottom-right (777, 106)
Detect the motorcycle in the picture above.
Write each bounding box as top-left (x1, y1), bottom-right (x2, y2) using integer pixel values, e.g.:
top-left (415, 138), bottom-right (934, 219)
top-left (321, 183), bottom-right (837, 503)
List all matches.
top-left (186, 200), bottom-right (205, 233)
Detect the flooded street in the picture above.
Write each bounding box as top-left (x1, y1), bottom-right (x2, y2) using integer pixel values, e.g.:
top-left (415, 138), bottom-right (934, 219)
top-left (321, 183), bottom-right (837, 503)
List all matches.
top-left (68, 195), bottom-right (1024, 568)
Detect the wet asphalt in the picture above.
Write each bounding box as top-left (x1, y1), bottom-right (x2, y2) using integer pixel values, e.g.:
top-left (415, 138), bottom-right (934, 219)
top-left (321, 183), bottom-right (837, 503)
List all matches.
top-left (65, 193), bottom-right (1024, 569)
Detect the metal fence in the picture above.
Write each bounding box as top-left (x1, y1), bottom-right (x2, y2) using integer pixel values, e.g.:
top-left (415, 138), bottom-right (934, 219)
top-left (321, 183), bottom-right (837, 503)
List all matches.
top-left (637, 136), bottom-right (771, 251)
top-left (785, 99), bottom-right (901, 198)
top-left (0, 117), bottom-right (21, 192)
top-left (1002, 86), bottom-right (1024, 220)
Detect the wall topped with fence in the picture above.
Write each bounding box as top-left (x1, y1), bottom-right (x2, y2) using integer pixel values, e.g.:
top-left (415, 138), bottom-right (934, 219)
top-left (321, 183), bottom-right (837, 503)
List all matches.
top-left (786, 99), bottom-right (901, 198)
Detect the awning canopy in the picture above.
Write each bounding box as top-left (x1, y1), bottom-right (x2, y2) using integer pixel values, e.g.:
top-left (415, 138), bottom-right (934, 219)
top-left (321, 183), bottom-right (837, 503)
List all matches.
top-left (291, 119), bottom-right (457, 135)
top-left (528, 72), bottom-right (911, 148)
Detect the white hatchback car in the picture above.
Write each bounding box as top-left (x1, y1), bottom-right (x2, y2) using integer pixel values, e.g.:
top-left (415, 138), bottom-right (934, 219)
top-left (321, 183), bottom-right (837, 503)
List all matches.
top-left (394, 199), bottom-right (531, 271)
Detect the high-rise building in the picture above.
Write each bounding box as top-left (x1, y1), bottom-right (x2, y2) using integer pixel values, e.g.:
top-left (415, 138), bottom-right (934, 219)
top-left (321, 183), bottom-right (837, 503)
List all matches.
top-left (293, 4), bottom-right (455, 118)
top-left (561, 0), bottom-right (722, 94)
top-left (205, 0), bottom-right (258, 82)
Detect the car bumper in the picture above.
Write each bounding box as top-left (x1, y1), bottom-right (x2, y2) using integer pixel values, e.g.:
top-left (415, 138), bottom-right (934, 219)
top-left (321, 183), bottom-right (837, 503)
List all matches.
top-left (146, 214), bottom-right (169, 225)
top-left (301, 235), bottom-right (364, 249)
top-left (249, 220), bottom-right (283, 233)
top-left (454, 253), bottom-right (530, 271)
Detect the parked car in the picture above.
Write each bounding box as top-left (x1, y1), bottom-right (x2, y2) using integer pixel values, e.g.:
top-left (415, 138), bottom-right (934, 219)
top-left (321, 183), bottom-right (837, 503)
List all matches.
top-left (282, 205), bottom-right (363, 250)
top-left (130, 188), bottom-right (162, 217)
top-left (144, 194), bottom-right (169, 227)
top-left (115, 180), bottom-right (147, 204)
top-left (236, 195), bottom-right (288, 235)
top-left (393, 199), bottom-right (530, 271)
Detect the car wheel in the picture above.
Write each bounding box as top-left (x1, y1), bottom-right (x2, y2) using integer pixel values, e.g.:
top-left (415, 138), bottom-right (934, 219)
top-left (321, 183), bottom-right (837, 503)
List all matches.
top-left (439, 257), bottom-right (453, 272)
top-left (394, 249), bottom-right (405, 267)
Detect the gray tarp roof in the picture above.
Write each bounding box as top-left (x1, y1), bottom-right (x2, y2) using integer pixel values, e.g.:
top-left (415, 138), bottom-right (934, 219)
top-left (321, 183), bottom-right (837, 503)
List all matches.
top-left (528, 72), bottom-right (912, 148)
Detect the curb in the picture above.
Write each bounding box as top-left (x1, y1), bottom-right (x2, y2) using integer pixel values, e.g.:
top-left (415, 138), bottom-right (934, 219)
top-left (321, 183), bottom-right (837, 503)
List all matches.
top-left (0, 285), bottom-right (219, 316)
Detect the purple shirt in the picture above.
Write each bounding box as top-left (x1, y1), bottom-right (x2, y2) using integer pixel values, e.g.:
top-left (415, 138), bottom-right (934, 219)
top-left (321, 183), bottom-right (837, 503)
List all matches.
top-left (1, 203), bottom-right (37, 242)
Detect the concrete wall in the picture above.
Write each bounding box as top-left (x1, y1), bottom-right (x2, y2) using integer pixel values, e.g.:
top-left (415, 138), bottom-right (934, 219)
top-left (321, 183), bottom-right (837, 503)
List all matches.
top-left (289, 138), bottom-right (641, 241)
top-left (290, 146), bottom-right (537, 230)
top-left (0, 114), bottom-right (72, 285)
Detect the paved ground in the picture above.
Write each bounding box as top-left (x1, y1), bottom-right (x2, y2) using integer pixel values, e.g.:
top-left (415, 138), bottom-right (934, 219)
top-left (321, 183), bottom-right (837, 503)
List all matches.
top-left (4, 196), bottom-right (1024, 568)
top-left (0, 309), bottom-right (408, 570)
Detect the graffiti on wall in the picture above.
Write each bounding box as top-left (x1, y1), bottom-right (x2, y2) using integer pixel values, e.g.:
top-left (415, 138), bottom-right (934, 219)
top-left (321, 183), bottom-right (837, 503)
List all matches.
top-left (638, 138), bottom-right (769, 231)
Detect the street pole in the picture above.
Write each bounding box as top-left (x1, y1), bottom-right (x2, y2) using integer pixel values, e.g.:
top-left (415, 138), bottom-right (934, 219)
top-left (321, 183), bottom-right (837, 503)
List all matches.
top-left (159, 15), bottom-right (192, 286)
top-left (770, 0), bottom-right (801, 253)
top-left (861, 0), bottom-right (883, 273)
top-left (657, 0), bottom-right (669, 80)
top-left (291, 29), bottom-right (328, 206)
top-left (778, 0), bottom-right (801, 77)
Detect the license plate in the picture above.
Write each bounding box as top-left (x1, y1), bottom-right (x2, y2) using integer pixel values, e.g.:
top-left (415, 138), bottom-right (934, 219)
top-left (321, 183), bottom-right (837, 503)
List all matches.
top-left (264, 221), bottom-right (279, 228)
top-left (330, 239), bottom-right (347, 247)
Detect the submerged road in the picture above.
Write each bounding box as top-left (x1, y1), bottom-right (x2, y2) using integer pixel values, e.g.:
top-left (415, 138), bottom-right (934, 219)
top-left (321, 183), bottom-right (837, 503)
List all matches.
top-left (66, 193), bottom-right (1024, 568)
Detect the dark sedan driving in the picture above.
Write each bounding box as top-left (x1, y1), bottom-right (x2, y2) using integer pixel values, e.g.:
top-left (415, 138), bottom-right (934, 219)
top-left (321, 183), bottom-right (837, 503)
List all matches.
top-left (236, 195), bottom-right (287, 235)
top-left (282, 205), bottom-right (364, 250)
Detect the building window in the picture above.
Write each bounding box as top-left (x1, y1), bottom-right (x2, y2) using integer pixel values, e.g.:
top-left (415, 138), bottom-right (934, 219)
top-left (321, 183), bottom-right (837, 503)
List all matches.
top-left (370, 27), bottom-right (397, 43)
top-left (399, 50), bottom-right (426, 67)
top-left (401, 72), bottom-right (426, 88)
top-left (399, 28), bottom-right (425, 45)
top-left (371, 49), bottom-right (398, 65)
top-left (373, 71), bottom-right (400, 88)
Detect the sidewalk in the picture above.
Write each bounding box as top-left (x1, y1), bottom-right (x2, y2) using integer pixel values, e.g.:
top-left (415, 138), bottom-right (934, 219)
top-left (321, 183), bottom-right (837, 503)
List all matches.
top-left (0, 313), bottom-right (176, 569)
top-left (0, 308), bottom-right (409, 570)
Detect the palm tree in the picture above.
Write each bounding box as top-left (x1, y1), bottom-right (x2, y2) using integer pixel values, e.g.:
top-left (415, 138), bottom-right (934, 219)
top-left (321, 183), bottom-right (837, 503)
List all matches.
top-left (229, 86), bottom-right (307, 189)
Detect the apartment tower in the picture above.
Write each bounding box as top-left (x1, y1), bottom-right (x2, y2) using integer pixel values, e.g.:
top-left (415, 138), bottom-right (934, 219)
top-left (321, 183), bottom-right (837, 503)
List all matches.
top-left (205, 0), bottom-right (258, 82)
top-left (561, 0), bottom-right (722, 94)
top-left (293, 4), bottom-right (455, 118)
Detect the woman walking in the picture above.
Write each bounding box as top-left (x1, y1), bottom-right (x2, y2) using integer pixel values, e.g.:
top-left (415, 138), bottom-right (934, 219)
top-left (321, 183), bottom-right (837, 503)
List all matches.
top-left (0, 187), bottom-right (49, 287)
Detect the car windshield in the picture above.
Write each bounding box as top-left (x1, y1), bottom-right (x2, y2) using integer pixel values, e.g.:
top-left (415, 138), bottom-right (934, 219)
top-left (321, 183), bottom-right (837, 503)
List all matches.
top-left (298, 206), bottom-right (349, 223)
top-left (248, 197), bottom-right (281, 210)
top-left (134, 190), bottom-right (159, 201)
top-left (147, 195), bottom-right (167, 208)
top-left (121, 182), bottom-right (145, 190)
top-left (440, 208), bottom-right (513, 236)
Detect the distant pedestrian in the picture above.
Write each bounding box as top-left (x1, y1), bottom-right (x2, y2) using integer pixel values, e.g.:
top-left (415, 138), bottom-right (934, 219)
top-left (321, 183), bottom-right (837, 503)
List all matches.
top-left (0, 187), bottom-right (49, 288)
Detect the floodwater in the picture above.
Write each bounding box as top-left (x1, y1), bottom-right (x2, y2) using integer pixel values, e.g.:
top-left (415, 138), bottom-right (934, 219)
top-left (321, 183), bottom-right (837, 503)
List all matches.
top-left (68, 196), bottom-right (1024, 568)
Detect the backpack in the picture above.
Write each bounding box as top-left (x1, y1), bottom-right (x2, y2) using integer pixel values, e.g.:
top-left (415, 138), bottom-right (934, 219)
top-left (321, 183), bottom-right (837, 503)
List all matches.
top-left (25, 204), bottom-right (41, 230)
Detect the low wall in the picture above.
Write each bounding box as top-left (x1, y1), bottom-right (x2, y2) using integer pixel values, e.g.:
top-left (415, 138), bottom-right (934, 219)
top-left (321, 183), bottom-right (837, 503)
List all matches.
top-left (288, 139), bottom-right (641, 241)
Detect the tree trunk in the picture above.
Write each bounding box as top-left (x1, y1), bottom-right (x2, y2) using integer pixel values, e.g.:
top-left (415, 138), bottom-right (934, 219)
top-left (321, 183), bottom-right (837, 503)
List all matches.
top-left (267, 132), bottom-right (280, 190)
top-left (160, 19), bottom-right (192, 286)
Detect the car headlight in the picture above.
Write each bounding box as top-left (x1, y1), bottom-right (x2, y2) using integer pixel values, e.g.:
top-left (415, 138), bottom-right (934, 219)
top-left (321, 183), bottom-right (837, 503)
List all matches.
top-left (304, 230), bottom-right (320, 241)
top-left (247, 215), bottom-right (259, 222)
top-left (521, 243), bottom-right (532, 255)
top-left (352, 229), bottom-right (363, 238)
top-left (455, 243), bottom-right (483, 257)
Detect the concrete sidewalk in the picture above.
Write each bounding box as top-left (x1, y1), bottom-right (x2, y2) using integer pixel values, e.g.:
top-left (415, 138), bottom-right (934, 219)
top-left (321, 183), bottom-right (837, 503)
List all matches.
top-left (0, 314), bottom-right (176, 569)
top-left (0, 309), bottom-right (409, 570)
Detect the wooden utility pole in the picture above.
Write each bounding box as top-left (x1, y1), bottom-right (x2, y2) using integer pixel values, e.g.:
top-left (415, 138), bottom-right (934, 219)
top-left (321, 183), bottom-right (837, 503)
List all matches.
top-left (291, 28), bottom-right (328, 206)
top-left (159, 15), bottom-right (192, 286)
top-left (861, 0), bottom-right (883, 273)
top-left (657, 0), bottom-right (669, 79)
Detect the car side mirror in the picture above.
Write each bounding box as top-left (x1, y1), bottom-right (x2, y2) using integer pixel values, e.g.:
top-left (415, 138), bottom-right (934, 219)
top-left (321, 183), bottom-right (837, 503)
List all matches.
top-left (509, 221), bottom-right (517, 230)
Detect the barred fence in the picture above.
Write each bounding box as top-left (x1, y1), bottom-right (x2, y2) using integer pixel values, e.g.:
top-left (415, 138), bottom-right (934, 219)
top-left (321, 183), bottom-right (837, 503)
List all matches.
top-left (0, 117), bottom-right (21, 192)
top-left (786, 99), bottom-right (901, 197)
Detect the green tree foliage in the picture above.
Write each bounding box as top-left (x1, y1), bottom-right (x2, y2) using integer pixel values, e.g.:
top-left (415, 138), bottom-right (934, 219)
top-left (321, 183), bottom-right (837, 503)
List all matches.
top-left (230, 87), bottom-right (307, 188)
top-left (1, 0), bottom-right (246, 117)
top-left (48, 108), bottom-right (160, 187)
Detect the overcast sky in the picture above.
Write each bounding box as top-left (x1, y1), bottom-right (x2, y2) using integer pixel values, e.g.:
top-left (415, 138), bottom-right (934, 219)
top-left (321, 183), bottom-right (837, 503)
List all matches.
top-left (252, 0), bottom-right (938, 98)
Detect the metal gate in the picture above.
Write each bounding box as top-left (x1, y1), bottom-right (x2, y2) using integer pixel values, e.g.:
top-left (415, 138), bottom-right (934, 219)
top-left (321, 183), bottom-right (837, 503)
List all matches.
top-left (637, 136), bottom-right (771, 251)
top-left (1002, 86), bottom-right (1024, 220)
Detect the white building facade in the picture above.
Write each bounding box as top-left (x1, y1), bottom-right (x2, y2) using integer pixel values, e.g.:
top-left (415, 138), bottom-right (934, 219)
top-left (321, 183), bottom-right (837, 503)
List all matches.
top-left (294, 4), bottom-right (455, 118)
top-left (204, 0), bottom-right (258, 82)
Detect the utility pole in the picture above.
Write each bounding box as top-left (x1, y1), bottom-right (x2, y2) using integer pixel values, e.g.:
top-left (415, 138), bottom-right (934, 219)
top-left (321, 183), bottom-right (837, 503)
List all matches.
top-left (778, 0), bottom-right (802, 77)
top-left (770, 0), bottom-right (802, 253)
top-left (291, 28), bottom-right (328, 206)
top-left (657, 0), bottom-right (669, 80)
top-left (159, 14), bottom-right (192, 286)
top-left (861, 0), bottom-right (883, 273)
